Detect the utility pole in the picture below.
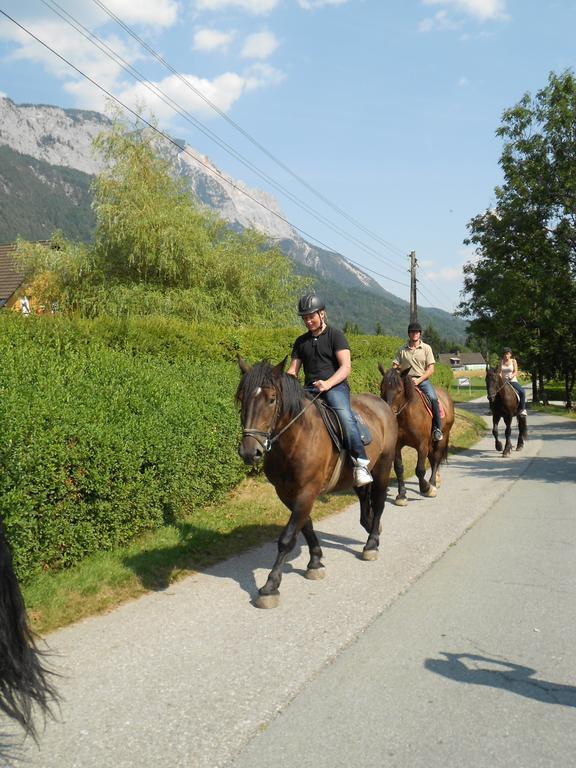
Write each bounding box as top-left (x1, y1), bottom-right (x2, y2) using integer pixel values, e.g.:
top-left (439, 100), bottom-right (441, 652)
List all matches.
top-left (409, 250), bottom-right (418, 322)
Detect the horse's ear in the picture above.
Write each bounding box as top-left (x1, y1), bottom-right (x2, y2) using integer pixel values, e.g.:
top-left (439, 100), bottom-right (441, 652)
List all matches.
top-left (237, 355), bottom-right (251, 375)
top-left (378, 362), bottom-right (386, 376)
top-left (272, 356), bottom-right (287, 376)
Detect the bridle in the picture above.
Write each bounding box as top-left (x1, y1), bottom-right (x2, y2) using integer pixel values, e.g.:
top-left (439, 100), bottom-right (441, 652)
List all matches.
top-left (242, 388), bottom-right (322, 453)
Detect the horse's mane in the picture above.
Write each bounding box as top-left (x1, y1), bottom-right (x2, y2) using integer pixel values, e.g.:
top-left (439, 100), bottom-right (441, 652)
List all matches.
top-left (236, 360), bottom-right (306, 419)
top-left (382, 367), bottom-right (416, 403)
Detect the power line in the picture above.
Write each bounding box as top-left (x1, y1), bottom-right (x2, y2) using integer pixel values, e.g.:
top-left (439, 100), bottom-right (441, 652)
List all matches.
top-left (0, 8), bottom-right (412, 293)
top-left (90, 0), bottom-right (409, 261)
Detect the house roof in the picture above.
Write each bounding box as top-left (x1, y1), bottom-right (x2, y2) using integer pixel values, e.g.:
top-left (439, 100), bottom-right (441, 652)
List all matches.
top-left (0, 243), bottom-right (25, 307)
top-left (438, 352), bottom-right (486, 366)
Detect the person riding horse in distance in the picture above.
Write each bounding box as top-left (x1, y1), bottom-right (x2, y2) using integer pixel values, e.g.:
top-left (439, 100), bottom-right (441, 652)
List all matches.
top-left (392, 320), bottom-right (444, 443)
top-left (498, 347), bottom-right (527, 416)
top-left (286, 293), bottom-right (372, 486)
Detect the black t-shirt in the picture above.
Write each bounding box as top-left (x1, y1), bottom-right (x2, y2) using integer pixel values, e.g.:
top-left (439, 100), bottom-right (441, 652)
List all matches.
top-left (291, 326), bottom-right (350, 386)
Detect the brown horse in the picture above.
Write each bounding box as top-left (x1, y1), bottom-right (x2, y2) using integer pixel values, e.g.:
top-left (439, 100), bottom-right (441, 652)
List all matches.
top-left (378, 366), bottom-right (455, 505)
top-left (485, 367), bottom-right (527, 455)
top-left (236, 357), bottom-right (398, 608)
top-left (0, 514), bottom-right (58, 740)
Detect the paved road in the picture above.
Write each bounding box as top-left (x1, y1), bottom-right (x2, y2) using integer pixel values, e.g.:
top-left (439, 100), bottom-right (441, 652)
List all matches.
top-left (3, 402), bottom-right (574, 767)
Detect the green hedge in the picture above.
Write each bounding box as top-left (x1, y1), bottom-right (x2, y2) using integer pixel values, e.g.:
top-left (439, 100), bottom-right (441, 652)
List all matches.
top-left (0, 313), bottom-right (451, 581)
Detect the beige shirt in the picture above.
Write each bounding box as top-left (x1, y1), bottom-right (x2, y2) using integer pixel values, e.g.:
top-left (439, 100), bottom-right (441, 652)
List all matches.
top-left (393, 340), bottom-right (436, 378)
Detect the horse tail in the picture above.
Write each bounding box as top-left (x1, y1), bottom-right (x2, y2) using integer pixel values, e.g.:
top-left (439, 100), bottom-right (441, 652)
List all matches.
top-left (0, 514), bottom-right (58, 740)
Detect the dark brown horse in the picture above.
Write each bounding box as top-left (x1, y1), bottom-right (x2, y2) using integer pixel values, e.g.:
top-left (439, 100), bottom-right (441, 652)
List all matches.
top-left (378, 366), bottom-right (455, 505)
top-left (236, 357), bottom-right (398, 608)
top-left (0, 514), bottom-right (58, 740)
top-left (485, 367), bottom-right (527, 455)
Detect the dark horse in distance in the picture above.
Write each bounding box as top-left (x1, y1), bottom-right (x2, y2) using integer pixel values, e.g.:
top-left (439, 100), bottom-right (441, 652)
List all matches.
top-left (0, 514), bottom-right (58, 740)
top-left (236, 357), bottom-right (398, 608)
top-left (378, 365), bottom-right (455, 505)
top-left (485, 367), bottom-right (527, 455)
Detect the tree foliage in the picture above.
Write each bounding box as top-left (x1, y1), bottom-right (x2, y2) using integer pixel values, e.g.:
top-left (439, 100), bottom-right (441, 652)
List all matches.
top-left (459, 70), bottom-right (576, 405)
top-left (15, 109), bottom-right (309, 326)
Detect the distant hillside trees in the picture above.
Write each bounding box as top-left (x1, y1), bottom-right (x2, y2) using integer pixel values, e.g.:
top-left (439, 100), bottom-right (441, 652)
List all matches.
top-left (14, 111), bottom-right (309, 326)
top-left (459, 70), bottom-right (576, 406)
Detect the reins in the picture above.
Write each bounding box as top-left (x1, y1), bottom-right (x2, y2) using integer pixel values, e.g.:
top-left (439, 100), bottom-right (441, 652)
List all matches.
top-left (242, 390), bottom-right (322, 453)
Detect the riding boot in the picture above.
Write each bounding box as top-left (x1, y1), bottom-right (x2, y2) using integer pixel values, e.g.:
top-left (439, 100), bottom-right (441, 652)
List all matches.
top-left (431, 400), bottom-right (443, 442)
top-left (352, 457), bottom-right (372, 486)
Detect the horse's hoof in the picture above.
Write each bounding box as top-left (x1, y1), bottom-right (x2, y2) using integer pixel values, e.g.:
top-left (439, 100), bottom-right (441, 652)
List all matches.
top-left (394, 496), bottom-right (408, 507)
top-left (255, 593), bottom-right (280, 609)
top-left (424, 485), bottom-right (437, 498)
top-left (361, 549), bottom-right (379, 561)
top-left (304, 567), bottom-right (326, 580)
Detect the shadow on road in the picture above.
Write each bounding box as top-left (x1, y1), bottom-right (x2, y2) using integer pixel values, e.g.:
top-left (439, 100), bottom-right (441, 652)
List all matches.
top-left (122, 522), bottom-right (365, 598)
top-left (425, 652), bottom-right (576, 707)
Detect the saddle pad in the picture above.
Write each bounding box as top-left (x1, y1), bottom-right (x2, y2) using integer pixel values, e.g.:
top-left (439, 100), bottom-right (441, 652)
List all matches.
top-left (415, 387), bottom-right (446, 419)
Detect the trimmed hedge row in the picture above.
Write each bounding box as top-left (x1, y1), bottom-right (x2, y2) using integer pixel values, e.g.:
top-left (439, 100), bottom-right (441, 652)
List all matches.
top-left (0, 314), bottom-right (451, 582)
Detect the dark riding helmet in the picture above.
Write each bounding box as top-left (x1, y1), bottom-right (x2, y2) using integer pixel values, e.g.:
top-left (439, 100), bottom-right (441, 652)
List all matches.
top-left (298, 293), bottom-right (325, 316)
top-left (407, 320), bottom-right (422, 333)
top-left (503, 346), bottom-right (512, 353)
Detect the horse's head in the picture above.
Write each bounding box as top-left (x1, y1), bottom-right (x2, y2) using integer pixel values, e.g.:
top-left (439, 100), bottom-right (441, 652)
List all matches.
top-left (236, 356), bottom-right (303, 465)
top-left (378, 364), bottom-right (413, 412)
top-left (485, 366), bottom-right (501, 404)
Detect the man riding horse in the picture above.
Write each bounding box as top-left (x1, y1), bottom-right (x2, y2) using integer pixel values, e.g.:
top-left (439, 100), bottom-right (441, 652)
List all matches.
top-left (392, 320), bottom-right (443, 443)
top-left (287, 293), bottom-right (372, 486)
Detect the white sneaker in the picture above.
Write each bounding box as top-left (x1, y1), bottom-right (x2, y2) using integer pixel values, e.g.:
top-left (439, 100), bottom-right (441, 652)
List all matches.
top-left (519, 409), bottom-right (527, 416)
top-left (353, 458), bottom-right (372, 486)
top-left (433, 428), bottom-right (443, 442)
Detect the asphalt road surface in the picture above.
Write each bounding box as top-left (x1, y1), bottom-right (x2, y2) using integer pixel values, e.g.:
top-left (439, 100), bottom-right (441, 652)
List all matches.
top-left (3, 401), bottom-right (575, 767)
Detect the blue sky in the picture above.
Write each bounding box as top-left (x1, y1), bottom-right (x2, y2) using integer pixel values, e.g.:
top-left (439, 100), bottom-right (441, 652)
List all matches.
top-left (1, 0), bottom-right (575, 313)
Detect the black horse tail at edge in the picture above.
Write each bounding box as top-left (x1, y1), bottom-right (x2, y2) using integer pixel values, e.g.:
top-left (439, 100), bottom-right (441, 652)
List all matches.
top-left (0, 514), bottom-right (59, 741)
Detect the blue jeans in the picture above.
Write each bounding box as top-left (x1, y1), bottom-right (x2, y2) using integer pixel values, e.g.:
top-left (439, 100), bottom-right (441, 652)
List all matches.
top-left (416, 379), bottom-right (441, 431)
top-left (306, 383), bottom-right (367, 459)
top-left (510, 381), bottom-right (526, 411)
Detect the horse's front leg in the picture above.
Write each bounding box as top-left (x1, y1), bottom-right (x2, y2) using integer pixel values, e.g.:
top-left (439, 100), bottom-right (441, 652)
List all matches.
top-left (502, 417), bottom-right (513, 456)
top-left (492, 415), bottom-right (503, 452)
top-left (393, 445), bottom-right (408, 506)
top-left (361, 461), bottom-right (391, 561)
top-left (301, 518), bottom-right (325, 580)
top-left (428, 442), bottom-right (442, 489)
top-left (417, 444), bottom-right (436, 497)
top-left (255, 502), bottom-right (311, 609)
top-left (515, 414), bottom-right (527, 451)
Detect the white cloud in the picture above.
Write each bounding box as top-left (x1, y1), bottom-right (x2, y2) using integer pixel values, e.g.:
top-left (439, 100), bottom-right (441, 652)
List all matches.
top-left (240, 31), bottom-right (278, 59)
top-left (193, 0), bottom-right (278, 14)
top-left (418, 10), bottom-right (462, 32)
top-left (421, 0), bottom-right (507, 22)
top-left (243, 62), bottom-right (285, 90)
top-left (458, 76), bottom-right (469, 87)
top-left (193, 28), bottom-right (235, 52)
top-left (104, 0), bottom-right (180, 27)
top-left (298, 0), bottom-right (349, 9)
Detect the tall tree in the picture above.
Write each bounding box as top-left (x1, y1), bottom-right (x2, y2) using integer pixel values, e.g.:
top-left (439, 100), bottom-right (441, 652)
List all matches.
top-left (459, 71), bottom-right (576, 405)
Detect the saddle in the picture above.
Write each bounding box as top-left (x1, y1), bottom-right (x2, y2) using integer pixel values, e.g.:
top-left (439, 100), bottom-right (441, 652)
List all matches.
top-left (312, 399), bottom-right (372, 493)
top-left (415, 387), bottom-right (446, 419)
top-left (313, 399), bottom-right (373, 452)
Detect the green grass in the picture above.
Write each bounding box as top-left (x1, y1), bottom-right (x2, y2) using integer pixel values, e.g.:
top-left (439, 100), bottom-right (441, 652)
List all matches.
top-left (24, 410), bottom-right (486, 635)
top-left (529, 402), bottom-right (576, 419)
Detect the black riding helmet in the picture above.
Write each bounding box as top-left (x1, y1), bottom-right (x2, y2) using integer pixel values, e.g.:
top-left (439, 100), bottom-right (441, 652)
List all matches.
top-left (298, 293), bottom-right (325, 316)
top-left (407, 320), bottom-right (422, 333)
top-left (503, 347), bottom-right (512, 354)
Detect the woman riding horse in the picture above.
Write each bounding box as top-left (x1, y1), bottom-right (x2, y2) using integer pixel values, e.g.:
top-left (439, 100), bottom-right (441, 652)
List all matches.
top-left (485, 366), bottom-right (527, 455)
top-left (236, 357), bottom-right (397, 608)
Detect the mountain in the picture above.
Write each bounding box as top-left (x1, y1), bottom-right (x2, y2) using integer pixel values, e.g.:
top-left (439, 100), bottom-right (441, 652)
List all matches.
top-left (0, 97), bottom-right (468, 340)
